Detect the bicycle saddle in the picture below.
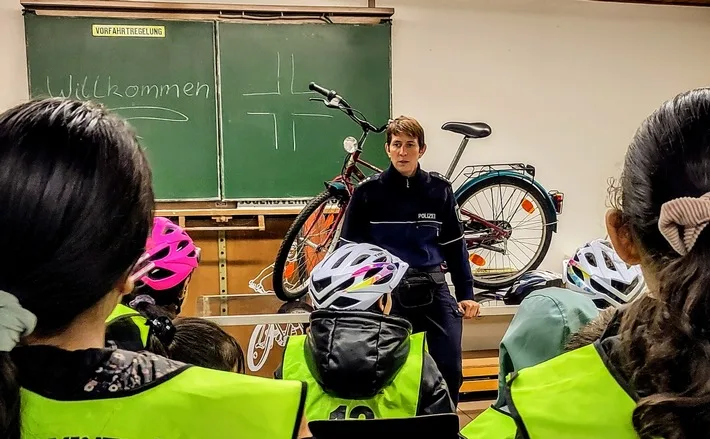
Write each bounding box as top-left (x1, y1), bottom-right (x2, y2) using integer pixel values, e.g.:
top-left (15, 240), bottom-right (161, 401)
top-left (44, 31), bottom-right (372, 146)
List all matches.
top-left (441, 121), bottom-right (492, 139)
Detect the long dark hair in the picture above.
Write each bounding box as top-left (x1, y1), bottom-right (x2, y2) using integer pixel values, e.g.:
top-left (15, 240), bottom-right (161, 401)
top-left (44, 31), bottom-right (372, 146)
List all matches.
top-left (0, 98), bottom-right (153, 438)
top-left (612, 88), bottom-right (710, 438)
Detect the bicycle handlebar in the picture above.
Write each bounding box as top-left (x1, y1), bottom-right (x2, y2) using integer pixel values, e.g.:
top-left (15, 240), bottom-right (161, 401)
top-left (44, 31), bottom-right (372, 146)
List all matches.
top-left (308, 82), bottom-right (336, 100)
top-left (308, 82), bottom-right (387, 134)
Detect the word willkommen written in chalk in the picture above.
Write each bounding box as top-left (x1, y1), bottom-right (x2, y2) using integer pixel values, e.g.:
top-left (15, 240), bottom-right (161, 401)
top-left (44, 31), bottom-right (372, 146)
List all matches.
top-left (92, 24), bottom-right (165, 38)
top-left (46, 75), bottom-right (211, 100)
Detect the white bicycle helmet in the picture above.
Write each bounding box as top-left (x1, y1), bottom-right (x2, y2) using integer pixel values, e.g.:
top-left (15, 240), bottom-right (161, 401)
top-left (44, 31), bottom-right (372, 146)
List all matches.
top-left (308, 243), bottom-right (409, 311)
top-left (564, 239), bottom-right (645, 308)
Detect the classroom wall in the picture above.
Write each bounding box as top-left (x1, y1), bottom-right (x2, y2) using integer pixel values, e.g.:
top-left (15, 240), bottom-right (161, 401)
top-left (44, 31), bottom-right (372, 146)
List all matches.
top-left (3, 0), bottom-right (710, 270)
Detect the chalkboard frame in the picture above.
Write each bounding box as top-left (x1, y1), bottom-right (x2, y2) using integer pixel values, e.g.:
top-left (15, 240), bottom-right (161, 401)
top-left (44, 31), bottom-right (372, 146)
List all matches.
top-left (21, 1), bottom-right (394, 203)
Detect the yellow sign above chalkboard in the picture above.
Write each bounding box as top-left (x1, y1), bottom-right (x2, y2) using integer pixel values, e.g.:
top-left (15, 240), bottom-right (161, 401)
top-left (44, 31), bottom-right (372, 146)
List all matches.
top-left (91, 25), bottom-right (166, 38)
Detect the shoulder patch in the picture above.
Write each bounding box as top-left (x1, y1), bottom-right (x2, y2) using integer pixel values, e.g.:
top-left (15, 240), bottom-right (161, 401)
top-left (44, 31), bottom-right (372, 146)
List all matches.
top-left (359, 172), bottom-right (382, 186)
top-left (429, 171), bottom-right (451, 184)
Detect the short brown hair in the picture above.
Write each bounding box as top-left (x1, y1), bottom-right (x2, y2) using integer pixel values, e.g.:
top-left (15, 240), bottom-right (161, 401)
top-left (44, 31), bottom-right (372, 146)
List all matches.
top-left (386, 116), bottom-right (425, 147)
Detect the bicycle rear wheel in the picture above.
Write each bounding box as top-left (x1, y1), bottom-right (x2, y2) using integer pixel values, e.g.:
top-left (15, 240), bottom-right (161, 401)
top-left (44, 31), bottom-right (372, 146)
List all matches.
top-left (273, 191), bottom-right (343, 301)
top-left (457, 176), bottom-right (555, 290)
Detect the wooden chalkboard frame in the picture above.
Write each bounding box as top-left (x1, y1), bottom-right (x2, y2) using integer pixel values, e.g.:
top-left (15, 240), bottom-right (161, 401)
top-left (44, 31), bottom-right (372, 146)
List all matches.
top-left (21, 1), bottom-right (395, 20)
top-left (21, 0), bottom-right (394, 203)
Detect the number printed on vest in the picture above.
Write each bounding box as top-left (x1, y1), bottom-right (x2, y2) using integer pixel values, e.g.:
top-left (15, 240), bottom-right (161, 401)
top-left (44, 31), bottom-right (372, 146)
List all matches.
top-left (329, 405), bottom-right (376, 420)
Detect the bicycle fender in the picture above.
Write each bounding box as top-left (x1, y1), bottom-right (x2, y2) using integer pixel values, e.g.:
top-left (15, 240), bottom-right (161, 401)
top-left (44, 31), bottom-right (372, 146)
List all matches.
top-left (454, 171), bottom-right (558, 232)
top-left (325, 181), bottom-right (351, 201)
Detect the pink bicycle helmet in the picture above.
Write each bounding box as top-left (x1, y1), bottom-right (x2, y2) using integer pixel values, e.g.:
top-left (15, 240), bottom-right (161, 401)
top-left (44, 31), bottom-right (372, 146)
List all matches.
top-left (137, 217), bottom-right (199, 291)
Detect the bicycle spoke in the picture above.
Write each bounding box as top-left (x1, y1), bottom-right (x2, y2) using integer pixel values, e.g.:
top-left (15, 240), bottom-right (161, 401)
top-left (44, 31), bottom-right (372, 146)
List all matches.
top-left (508, 238), bottom-right (536, 258)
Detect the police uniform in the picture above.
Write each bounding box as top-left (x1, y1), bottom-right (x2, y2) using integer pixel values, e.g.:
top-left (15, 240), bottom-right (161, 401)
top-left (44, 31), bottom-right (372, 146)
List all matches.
top-left (341, 164), bottom-right (474, 405)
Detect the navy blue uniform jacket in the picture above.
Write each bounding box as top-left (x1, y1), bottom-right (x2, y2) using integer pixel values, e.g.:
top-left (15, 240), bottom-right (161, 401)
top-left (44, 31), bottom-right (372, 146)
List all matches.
top-left (340, 164), bottom-right (474, 301)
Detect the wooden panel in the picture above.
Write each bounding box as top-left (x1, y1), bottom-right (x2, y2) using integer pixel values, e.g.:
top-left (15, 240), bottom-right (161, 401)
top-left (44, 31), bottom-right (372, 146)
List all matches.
top-left (460, 380), bottom-right (498, 393)
top-left (22, 0), bottom-right (395, 17)
top-left (181, 216), bottom-right (293, 317)
top-left (588, 0), bottom-right (710, 5)
top-left (463, 366), bottom-right (499, 378)
top-left (181, 231), bottom-right (220, 317)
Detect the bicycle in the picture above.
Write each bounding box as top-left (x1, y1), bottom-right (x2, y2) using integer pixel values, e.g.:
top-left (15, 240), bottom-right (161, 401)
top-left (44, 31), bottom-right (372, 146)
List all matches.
top-left (247, 321), bottom-right (304, 372)
top-left (273, 82), bottom-right (564, 301)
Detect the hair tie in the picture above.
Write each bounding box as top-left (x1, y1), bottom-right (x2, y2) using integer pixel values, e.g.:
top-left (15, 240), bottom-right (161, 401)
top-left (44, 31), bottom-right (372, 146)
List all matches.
top-left (129, 294), bottom-right (156, 308)
top-left (658, 193), bottom-right (710, 255)
top-left (0, 290), bottom-right (37, 352)
top-left (148, 315), bottom-right (176, 345)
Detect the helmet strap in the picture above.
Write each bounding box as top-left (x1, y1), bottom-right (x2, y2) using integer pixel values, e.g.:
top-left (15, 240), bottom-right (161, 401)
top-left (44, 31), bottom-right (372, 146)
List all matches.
top-left (379, 293), bottom-right (393, 315)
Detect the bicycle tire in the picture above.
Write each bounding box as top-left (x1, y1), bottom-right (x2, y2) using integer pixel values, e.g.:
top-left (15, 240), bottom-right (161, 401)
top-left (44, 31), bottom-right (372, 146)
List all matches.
top-left (273, 190), bottom-right (341, 301)
top-left (457, 175), bottom-right (555, 290)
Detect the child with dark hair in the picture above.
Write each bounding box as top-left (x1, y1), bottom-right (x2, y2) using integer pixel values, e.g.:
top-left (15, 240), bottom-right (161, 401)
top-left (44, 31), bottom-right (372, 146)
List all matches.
top-left (105, 216), bottom-right (199, 353)
top-left (0, 98), bottom-right (306, 439)
top-left (462, 88), bottom-right (710, 439)
top-left (168, 317), bottom-right (245, 373)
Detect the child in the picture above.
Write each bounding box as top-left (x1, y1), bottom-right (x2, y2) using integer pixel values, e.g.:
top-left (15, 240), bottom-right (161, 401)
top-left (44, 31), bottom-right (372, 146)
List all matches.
top-left (168, 317), bottom-right (245, 373)
top-left (105, 216), bottom-right (199, 352)
top-left (461, 88), bottom-right (710, 439)
top-left (0, 98), bottom-right (306, 439)
top-left (278, 242), bottom-right (455, 420)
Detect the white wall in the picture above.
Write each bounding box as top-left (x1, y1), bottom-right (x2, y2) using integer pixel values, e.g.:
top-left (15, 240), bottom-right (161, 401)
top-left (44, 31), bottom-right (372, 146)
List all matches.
top-left (3, 0), bottom-right (710, 269)
top-left (1, 0), bottom-right (28, 108)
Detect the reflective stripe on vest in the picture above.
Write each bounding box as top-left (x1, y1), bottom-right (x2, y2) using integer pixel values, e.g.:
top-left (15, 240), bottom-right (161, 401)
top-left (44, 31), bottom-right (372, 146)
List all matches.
top-left (510, 343), bottom-right (637, 439)
top-left (106, 303), bottom-right (150, 348)
top-left (282, 332), bottom-right (425, 421)
top-left (21, 366), bottom-right (305, 439)
top-left (460, 344), bottom-right (637, 439)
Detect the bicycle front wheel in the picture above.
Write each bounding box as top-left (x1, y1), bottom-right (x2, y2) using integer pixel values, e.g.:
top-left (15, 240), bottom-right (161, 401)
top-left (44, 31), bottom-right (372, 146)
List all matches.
top-left (457, 176), bottom-right (555, 289)
top-left (273, 191), bottom-right (343, 301)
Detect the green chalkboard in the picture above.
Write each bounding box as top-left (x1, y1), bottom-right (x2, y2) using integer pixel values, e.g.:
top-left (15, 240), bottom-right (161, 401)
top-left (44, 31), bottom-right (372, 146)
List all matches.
top-left (24, 14), bottom-right (219, 200)
top-left (219, 23), bottom-right (391, 199)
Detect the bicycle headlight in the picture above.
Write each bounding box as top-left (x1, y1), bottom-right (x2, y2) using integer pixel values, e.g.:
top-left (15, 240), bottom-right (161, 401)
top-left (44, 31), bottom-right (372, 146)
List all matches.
top-left (343, 136), bottom-right (359, 153)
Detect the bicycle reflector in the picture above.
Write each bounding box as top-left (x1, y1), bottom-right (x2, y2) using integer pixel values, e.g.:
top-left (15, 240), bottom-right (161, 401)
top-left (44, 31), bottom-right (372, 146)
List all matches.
top-left (521, 198), bottom-right (535, 214)
top-left (549, 190), bottom-right (564, 214)
top-left (469, 254), bottom-right (486, 266)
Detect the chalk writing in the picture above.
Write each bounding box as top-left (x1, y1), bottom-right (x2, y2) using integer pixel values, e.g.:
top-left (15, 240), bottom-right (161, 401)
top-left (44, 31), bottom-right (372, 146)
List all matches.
top-left (291, 113), bottom-right (333, 151)
top-left (243, 54), bottom-right (331, 151)
top-left (45, 75), bottom-right (210, 100)
top-left (247, 112), bottom-right (278, 149)
top-left (242, 53), bottom-right (281, 96)
top-left (110, 106), bottom-right (189, 122)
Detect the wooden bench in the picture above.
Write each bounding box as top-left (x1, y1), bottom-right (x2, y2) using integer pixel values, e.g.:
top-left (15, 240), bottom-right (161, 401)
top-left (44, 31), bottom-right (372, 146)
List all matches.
top-left (459, 350), bottom-right (499, 394)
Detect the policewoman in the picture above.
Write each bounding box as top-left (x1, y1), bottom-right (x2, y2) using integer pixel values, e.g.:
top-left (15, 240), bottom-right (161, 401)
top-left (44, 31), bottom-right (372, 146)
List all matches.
top-left (0, 98), bottom-right (307, 439)
top-left (340, 116), bottom-right (480, 406)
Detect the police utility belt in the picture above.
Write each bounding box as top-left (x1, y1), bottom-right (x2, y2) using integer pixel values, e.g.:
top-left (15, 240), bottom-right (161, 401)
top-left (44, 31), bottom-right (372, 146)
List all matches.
top-left (395, 267), bottom-right (446, 308)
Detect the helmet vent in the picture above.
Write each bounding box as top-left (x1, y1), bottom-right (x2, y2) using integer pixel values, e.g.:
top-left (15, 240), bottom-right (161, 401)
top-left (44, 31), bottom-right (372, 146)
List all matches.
top-left (149, 246), bottom-right (171, 262)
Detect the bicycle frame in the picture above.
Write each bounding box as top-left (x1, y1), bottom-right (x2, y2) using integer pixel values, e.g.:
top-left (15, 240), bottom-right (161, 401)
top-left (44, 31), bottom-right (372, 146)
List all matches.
top-left (300, 81), bottom-right (551, 257)
top-left (299, 141), bottom-right (513, 256)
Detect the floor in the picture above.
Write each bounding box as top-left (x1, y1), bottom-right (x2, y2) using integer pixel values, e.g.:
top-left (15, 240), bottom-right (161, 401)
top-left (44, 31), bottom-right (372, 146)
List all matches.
top-left (457, 392), bottom-right (496, 429)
